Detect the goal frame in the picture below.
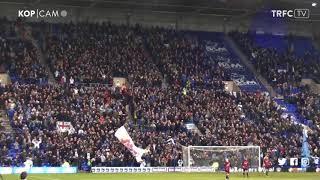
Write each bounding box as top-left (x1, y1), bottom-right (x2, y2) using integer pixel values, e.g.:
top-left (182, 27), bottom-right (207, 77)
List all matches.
top-left (186, 146), bottom-right (261, 170)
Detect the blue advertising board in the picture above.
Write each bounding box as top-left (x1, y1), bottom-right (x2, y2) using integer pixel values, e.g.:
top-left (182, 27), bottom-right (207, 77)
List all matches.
top-left (0, 167), bottom-right (77, 174)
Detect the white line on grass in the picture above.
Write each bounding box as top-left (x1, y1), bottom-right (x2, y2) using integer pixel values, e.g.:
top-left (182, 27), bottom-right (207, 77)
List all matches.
top-left (29, 175), bottom-right (60, 180)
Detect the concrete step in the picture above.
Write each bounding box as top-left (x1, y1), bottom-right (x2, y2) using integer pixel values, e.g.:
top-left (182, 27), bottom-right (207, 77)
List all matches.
top-left (0, 109), bottom-right (12, 132)
top-left (0, 130), bottom-right (13, 134)
top-left (2, 119), bottom-right (11, 123)
top-left (0, 113), bottom-right (7, 118)
top-left (3, 124), bottom-right (12, 128)
top-left (1, 121), bottom-right (11, 125)
top-left (31, 36), bottom-right (56, 84)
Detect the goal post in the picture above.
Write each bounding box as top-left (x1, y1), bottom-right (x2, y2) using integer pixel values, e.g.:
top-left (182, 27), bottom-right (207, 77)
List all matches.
top-left (183, 146), bottom-right (261, 172)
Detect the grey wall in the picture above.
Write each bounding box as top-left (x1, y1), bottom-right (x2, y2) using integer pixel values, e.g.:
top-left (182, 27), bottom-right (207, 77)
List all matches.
top-left (248, 17), bottom-right (315, 37)
top-left (0, 3), bottom-right (315, 36)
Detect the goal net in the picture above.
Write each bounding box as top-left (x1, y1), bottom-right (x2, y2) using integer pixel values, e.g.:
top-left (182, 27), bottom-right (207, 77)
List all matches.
top-left (183, 146), bottom-right (261, 172)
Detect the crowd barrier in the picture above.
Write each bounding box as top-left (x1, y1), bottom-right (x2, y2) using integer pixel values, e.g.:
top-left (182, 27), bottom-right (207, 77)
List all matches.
top-left (91, 166), bottom-right (320, 174)
top-left (91, 167), bottom-right (265, 173)
top-left (0, 167), bottom-right (77, 174)
top-left (1, 166), bottom-right (319, 174)
top-left (91, 167), bottom-right (213, 173)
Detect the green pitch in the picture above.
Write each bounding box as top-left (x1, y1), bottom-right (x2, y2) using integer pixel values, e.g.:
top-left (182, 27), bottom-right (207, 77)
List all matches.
top-left (2, 173), bottom-right (319, 180)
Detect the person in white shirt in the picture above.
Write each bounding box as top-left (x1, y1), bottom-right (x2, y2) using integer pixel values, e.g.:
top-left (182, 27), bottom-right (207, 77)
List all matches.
top-left (74, 149), bottom-right (79, 159)
top-left (69, 77), bottom-right (74, 85)
top-left (61, 159), bottom-right (70, 168)
top-left (9, 100), bottom-right (15, 109)
top-left (100, 154), bottom-right (106, 165)
top-left (140, 160), bottom-right (146, 167)
top-left (24, 158), bottom-right (33, 172)
top-left (78, 129), bottom-right (84, 134)
top-left (68, 126), bottom-right (75, 135)
top-left (32, 138), bottom-right (42, 149)
top-left (73, 88), bottom-right (79, 95)
top-left (54, 70), bottom-right (59, 78)
top-left (87, 152), bottom-right (90, 160)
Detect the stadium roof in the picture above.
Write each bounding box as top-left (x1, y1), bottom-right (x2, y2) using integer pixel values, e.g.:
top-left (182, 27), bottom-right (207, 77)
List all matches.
top-left (0, 0), bottom-right (320, 20)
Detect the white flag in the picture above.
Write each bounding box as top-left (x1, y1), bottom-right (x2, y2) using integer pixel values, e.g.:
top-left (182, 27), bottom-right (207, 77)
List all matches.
top-left (115, 126), bottom-right (147, 163)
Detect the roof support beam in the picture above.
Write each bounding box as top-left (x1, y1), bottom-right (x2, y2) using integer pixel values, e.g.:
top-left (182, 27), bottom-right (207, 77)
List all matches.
top-left (89, 0), bottom-right (98, 8)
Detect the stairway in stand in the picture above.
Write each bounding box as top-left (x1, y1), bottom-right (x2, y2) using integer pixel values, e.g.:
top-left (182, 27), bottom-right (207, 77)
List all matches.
top-left (0, 110), bottom-right (13, 134)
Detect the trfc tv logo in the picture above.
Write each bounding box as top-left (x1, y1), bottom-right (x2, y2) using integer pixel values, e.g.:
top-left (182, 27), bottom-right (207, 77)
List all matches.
top-left (271, 9), bottom-right (310, 19)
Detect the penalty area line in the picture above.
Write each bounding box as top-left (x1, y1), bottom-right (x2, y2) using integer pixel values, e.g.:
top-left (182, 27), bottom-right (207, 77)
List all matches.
top-left (29, 175), bottom-right (61, 180)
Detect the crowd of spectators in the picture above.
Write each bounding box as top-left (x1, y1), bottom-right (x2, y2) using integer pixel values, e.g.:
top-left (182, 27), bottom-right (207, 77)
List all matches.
top-left (0, 21), bottom-right (319, 169)
top-left (46, 23), bottom-right (162, 87)
top-left (0, 39), bottom-right (48, 84)
top-left (285, 86), bottom-right (320, 155)
top-left (0, 19), bottom-right (49, 84)
top-left (133, 84), bottom-right (313, 160)
top-left (146, 28), bottom-right (229, 88)
top-left (283, 85), bottom-right (320, 129)
top-left (230, 31), bottom-right (320, 95)
top-left (1, 82), bottom-right (314, 168)
top-left (230, 31), bottom-right (320, 152)
top-left (0, 83), bottom-right (201, 167)
top-left (1, 83), bottom-right (130, 167)
top-left (296, 90), bottom-right (320, 129)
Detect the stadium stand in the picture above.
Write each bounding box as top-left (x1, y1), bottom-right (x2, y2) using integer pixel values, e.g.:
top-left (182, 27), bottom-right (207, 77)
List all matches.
top-left (229, 31), bottom-right (320, 94)
top-left (0, 18), bottom-right (49, 84)
top-left (0, 19), bottom-right (319, 171)
top-left (45, 23), bottom-right (162, 87)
